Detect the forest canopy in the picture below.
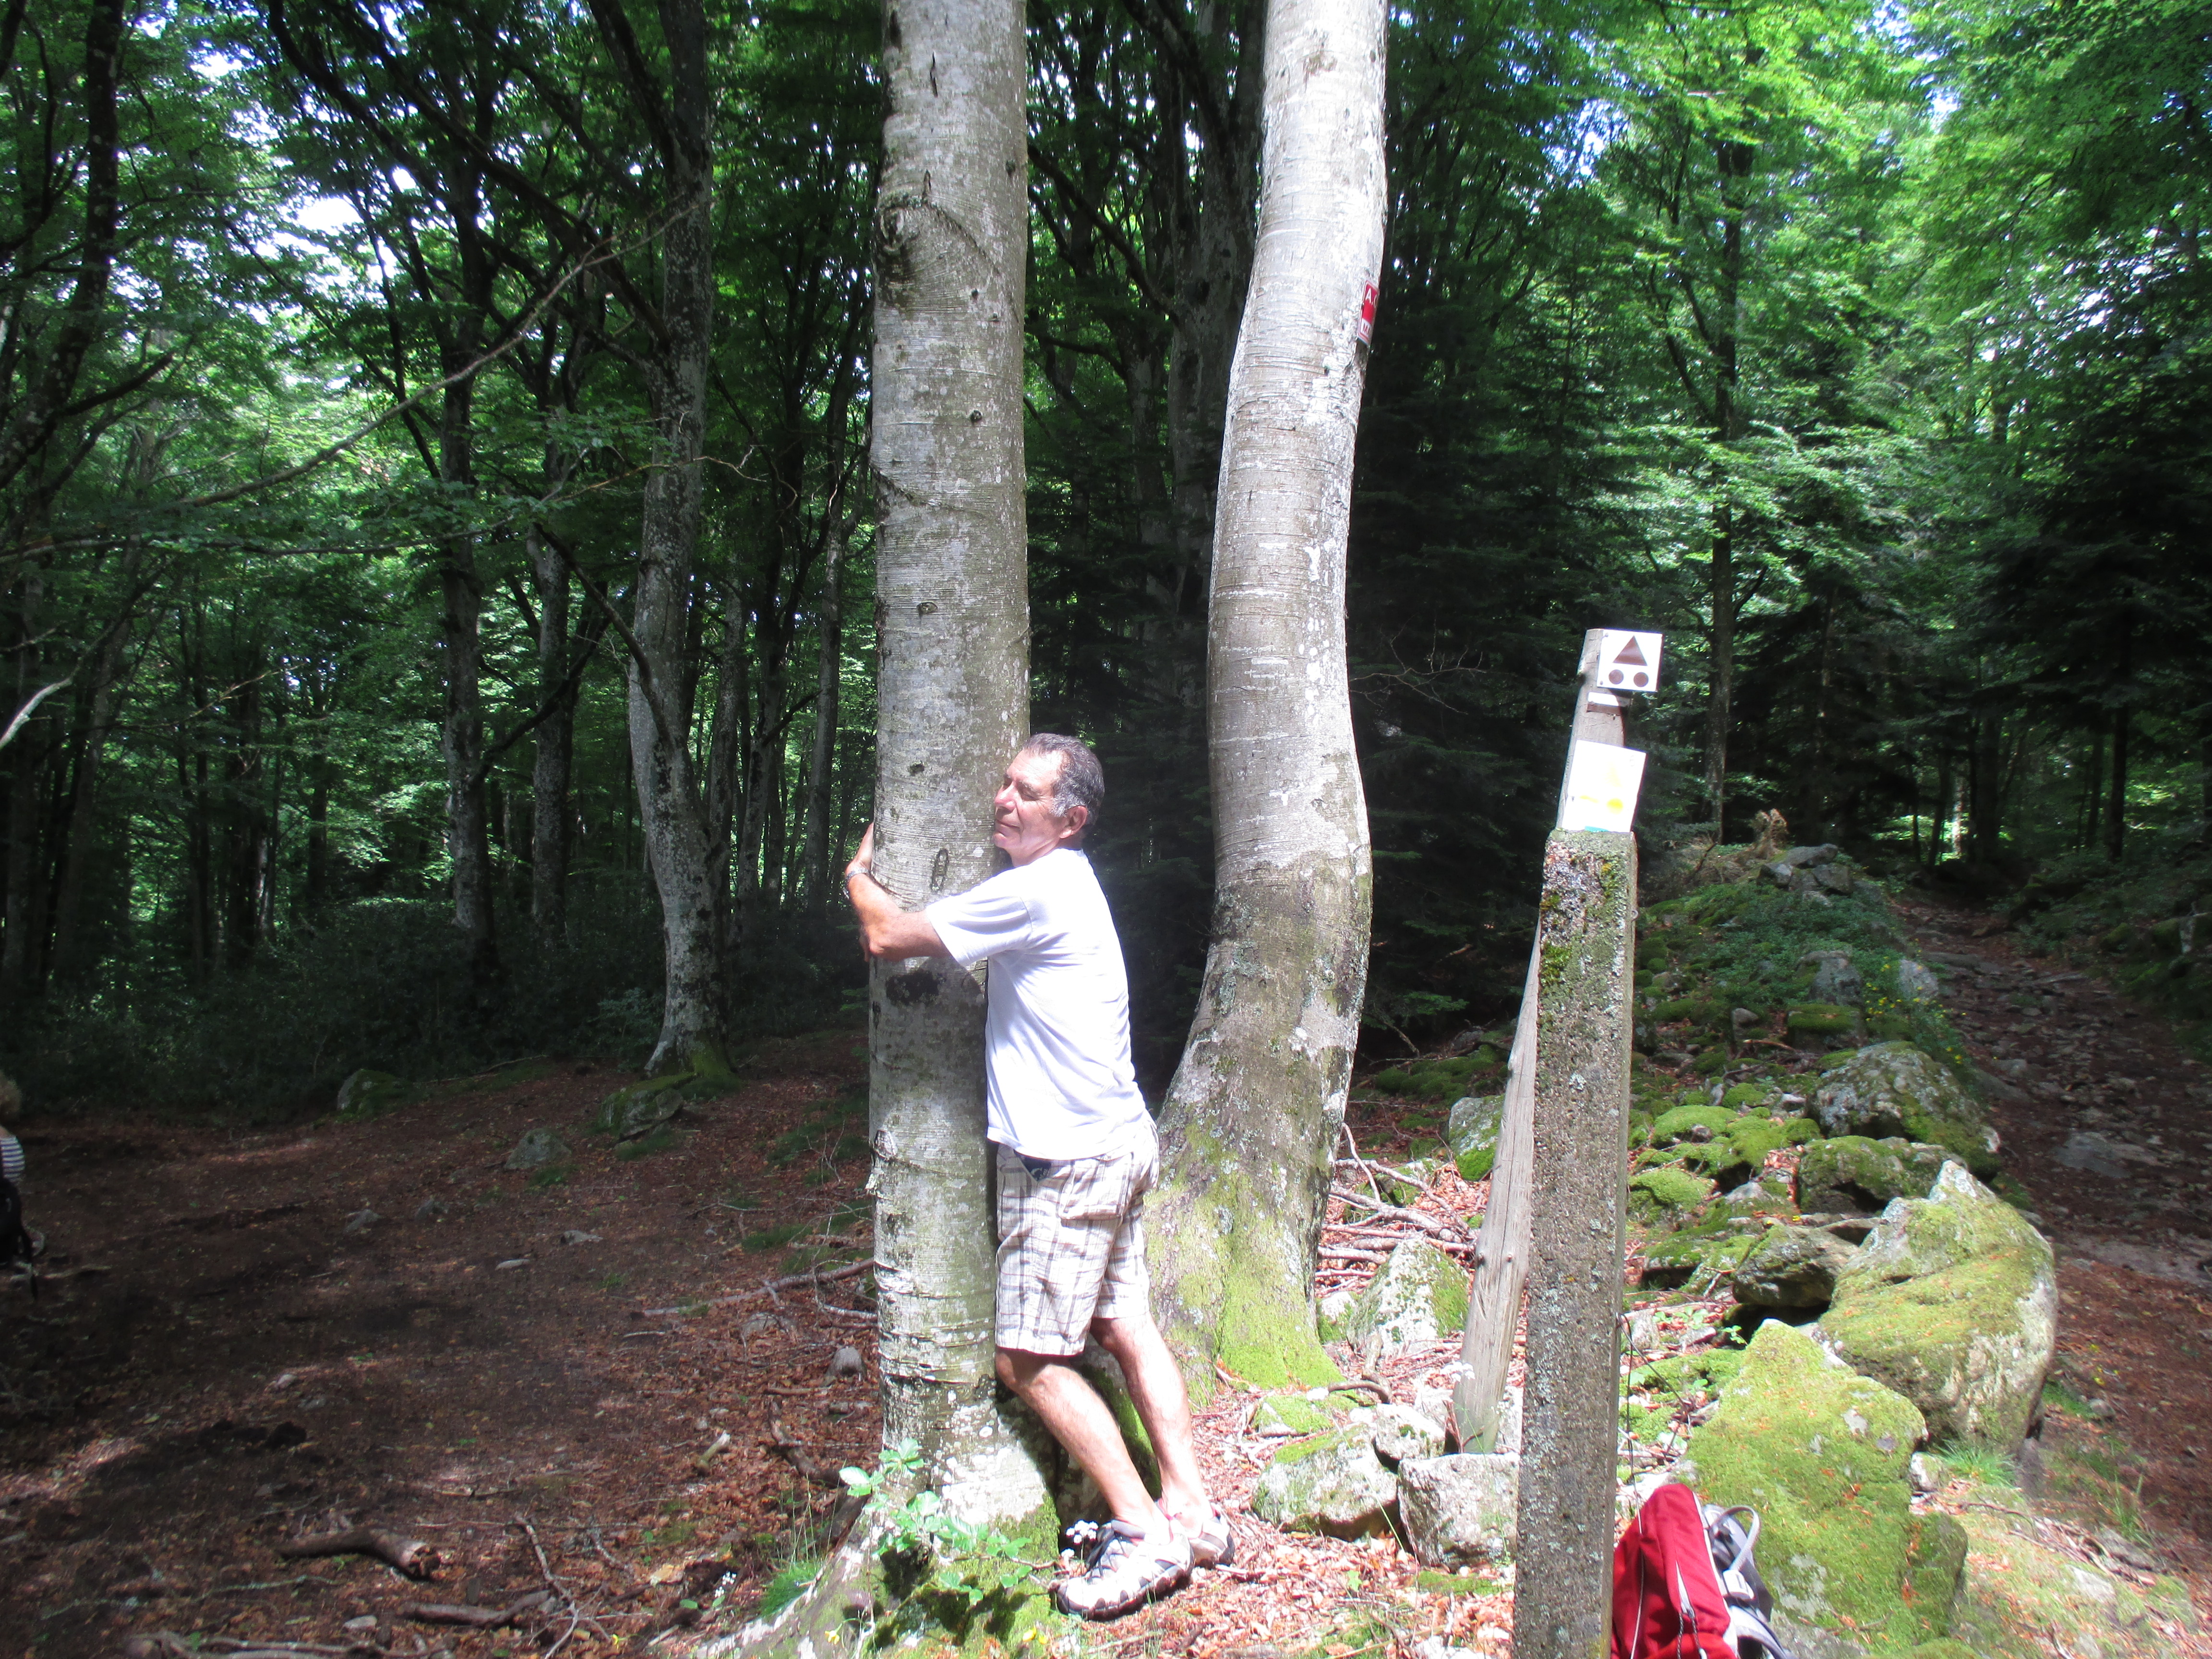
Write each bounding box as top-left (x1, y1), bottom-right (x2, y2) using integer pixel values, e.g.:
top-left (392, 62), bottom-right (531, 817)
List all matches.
top-left (1, 0), bottom-right (2206, 1112)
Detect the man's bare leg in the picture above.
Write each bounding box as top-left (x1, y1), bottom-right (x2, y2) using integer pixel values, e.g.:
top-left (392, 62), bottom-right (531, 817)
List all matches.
top-left (996, 1347), bottom-right (1170, 1534)
top-left (1091, 1312), bottom-right (1214, 1531)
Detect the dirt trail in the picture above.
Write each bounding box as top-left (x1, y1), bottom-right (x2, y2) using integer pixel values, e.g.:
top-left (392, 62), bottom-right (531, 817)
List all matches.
top-left (1895, 896), bottom-right (2212, 1573)
top-left (6, 896), bottom-right (2210, 1659)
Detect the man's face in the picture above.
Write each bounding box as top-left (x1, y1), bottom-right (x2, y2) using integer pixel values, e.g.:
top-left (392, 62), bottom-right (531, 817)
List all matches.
top-left (994, 749), bottom-right (1082, 866)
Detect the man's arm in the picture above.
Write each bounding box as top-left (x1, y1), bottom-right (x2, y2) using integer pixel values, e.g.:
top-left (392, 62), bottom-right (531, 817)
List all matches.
top-left (846, 824), bottom-right (952, 961)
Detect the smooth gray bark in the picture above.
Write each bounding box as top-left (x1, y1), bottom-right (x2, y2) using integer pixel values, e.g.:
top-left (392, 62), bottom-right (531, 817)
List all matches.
top-left (864, 0), bottom-right (1046, 1524)
top-left (1146, 0), bottom-right (1387, 1397)
top-left (614, 0), bottom-right (727, 1075)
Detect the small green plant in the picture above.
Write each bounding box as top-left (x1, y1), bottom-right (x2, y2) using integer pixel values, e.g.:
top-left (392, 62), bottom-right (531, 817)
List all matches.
top-left (840, 1441), bottom-right (1046, 1608)
top-left (758, 1557), bottom-right (823, 1622)
top-left (528, 1163), bottom-right (573, 1189)
top-left (1936, 1443), bottom-right (2019, 1488)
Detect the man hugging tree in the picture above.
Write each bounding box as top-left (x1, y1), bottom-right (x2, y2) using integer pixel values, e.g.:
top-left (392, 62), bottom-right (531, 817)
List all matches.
top-left (843, 733), bottom-right (1229, 1618)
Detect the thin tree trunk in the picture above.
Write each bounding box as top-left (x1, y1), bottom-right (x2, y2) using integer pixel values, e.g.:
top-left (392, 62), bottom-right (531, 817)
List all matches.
top-left (436, 169), bottom-right (499, 991)
top-left (528, 517), bottom-right (575, 941)
top-left (1146, 0), bottom-right (1387, 1399)
top-left (48, 595), bottom-right (138, 982)
top-left (1162, 0), bottom-right (1264, 610)
top-left (798, 533), bottom-right (845, 916)
top-left (864, 0), bottom-right (1044, 1530)
top-left (0, 569), bottom-right (46, 1002)
top-left (221, 672), bottom-right (265, 972)
top-left (620, 0), bottom-right (727, 1077)
top-left (1702, 136), bottom-right (1750, 842)
top-left (2106, 706), bottom-right (2130, 863)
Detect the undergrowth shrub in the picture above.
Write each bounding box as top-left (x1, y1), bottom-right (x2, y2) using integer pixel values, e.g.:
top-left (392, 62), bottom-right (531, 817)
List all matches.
top-left (1638, 876), bottom-right (1973, 1076)
top-left (1, 883), bottom-right (862, 1119)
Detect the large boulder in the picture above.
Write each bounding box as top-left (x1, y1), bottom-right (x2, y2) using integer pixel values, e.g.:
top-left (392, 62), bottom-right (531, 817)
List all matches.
top-left (336, 1068), bottom-right (414, 1118)
top-left (1800, 950), bottom-right (1863, 1006)
top-left (1732, 1226), bottom-right (1860, 1309)
top-left (1446, 1094), bottom-right (1503, 1180)
top-left (1816, 1162), bottom-right (2056, 1450)
top-left (1811, 1043), bottom-right (1999, 1174)
top-left (1796, 1136), bottom-right (1960, 1214)
top-left (1397, 1453), bottom-right (1517, 1567)
top-left (1629, 1166), bottom-right (1713, 1225)
top-left (1682, 1320), bottom-right (1964, 1654)
top-left (1333, 1237), bottom-right (1468, 1355)
top-left (505, 1127), bottom-right (569, 1170)
top-left (1366, 1403), bottom-right (1445, 1467)
top-left (594, 1075), bottom-right (689, 1138)
top-left (1250, 1426), bottom-right (1397, 1538)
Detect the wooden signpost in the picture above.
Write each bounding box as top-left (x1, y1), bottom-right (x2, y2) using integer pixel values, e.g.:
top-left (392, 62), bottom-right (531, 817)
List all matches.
top-left (1451, 628), bottom-right (1658, 1659)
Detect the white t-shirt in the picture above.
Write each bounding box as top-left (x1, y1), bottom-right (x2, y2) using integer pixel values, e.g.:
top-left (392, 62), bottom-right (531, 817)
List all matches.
top-left (924, 848), bottom-right (1152, 1159)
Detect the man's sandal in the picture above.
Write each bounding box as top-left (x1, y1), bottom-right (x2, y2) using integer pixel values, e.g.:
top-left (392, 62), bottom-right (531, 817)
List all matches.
top-left (1187, 1507), bottom-right (1236, 1569)
top-left (1054, 1521), bottom-right (1191, 1618)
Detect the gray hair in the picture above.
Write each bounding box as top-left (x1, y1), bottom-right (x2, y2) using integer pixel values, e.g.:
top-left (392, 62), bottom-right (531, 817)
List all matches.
top-left (1021, 733), bottom-right (1104, 835)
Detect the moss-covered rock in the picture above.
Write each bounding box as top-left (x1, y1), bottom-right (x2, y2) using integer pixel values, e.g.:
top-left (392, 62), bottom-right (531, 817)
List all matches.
top-left (1943, 1487), bottom-right (2200, 1657)
top-left (1716, 1173), bottom-right (1799, 1222)
top-left (1250, 1426), bottom-right (1398, 1537)
top-left (1797, 1136), bottom-right (1960, 1214)
top-left (1725, 1114), bottom-right (1788, 1167)
top-left (1800, 950), bottom-right (1865, 1006)
top-left (1397, 1454), bottom-right (1517, 1567)
top-left (1253, 1393), bottom-right (1338, 1438)
top-left (1782, 1115), bottom-right (1823, 1146)
top-left (1732, 1225), bottom-right (1859, 1309)
top-left (1817, 1163), bottom-right (2056, 1451)
top-left (1630, 1166), bottom-right (1715, 1224)
top-left (1334, 1237), bottom-right (1468, 1355)
top-left (1367, 1402), bottom-right (1446, 1466)
top-left (1446, 1094), bottom-right (1504, 1181)
top-left (1720, 1082), bottom-right (1776, 1112)
top-left (336, 1067), bottom-right (414, 1118)
top-left (1639, 1224), bottom-right (1755, 1287)
top-left (1786, 1003), bottom-right (1863, 1045)
top-left (594, 1072), bottom-right (691, 1136)
top-left (1810, 1043), bottom-right (2000, 1175)
top-left (505, 1126), bottom-right (570, 1169)
top-left (1682, 1320), bottom-right (1962, 1654)
top-left (1649, 1103), bottom-right (1737, 1146)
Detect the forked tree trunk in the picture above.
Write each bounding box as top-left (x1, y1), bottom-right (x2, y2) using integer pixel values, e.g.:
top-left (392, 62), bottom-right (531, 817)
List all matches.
top-left (1145, 0), bottom-right (1387, 1398)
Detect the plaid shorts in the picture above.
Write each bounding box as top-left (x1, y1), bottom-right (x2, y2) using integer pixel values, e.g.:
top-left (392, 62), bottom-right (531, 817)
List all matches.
top-left (994, 1130), bottom-right (1158, 1357)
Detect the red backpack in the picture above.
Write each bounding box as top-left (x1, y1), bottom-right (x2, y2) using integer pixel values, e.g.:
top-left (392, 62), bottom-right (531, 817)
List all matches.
top-left (1611, 1483), bottom-right (1795, 1659)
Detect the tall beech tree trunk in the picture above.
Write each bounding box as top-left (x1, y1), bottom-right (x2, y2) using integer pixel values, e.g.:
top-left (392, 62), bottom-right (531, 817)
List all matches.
top-left (860, 0), bottom-right (1046, 1529)
top-left (615, 0), bottom-right (728, 1076)
top-left (1146, 0), bottom-right (1387, 1398)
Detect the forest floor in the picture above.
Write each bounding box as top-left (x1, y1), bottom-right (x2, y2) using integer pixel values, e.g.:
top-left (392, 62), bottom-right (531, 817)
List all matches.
top-left (2, 890), bottom-right (2210, 1659)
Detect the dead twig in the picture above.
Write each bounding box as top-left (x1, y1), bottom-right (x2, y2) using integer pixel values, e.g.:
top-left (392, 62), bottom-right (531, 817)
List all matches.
top-left (639, 1258), bottom-right (876, 1318)
top-left (1328, 1187), bottom-right (1469, 1240)
top-left (404, 1603), bottom-right (522, 1629)
top-left (276, 1527), bottom-right (430, 1578)
top-left (769, 1415), bottom-right (845, 1488)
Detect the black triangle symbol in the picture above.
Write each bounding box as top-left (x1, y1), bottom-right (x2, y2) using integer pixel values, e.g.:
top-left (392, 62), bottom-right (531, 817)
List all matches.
top-left (1612, 636), bottom-right (1648, 667)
